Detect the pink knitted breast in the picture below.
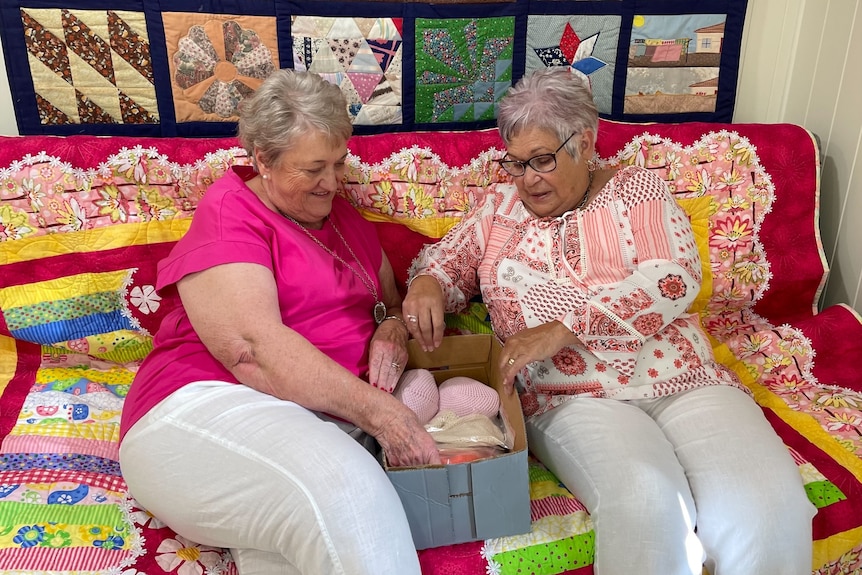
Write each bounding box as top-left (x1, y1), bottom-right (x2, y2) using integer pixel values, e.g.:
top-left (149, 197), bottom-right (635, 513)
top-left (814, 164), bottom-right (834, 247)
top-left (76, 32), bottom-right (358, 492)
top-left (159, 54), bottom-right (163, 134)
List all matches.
top-left (438, 376), bottom-right (500, 419)
top-left (395, 369), bottom-right (439, 425)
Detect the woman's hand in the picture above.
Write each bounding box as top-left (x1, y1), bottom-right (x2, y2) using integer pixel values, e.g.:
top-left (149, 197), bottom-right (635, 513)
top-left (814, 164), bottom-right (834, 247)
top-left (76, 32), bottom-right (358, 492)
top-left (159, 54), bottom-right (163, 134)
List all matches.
top-left (402, 275), bottom-right (446, 352)
top-left (368, 318), bottom-right (409, 393)
top-left (372, 400), bottom-right (442, 467)
top-left (499, 321), bottom-right (579, 394)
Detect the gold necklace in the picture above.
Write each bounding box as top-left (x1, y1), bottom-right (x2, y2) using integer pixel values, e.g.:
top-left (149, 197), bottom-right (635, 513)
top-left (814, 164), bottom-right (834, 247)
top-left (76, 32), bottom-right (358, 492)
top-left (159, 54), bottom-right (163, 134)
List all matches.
top-left (280, 211), bottom-right (387, 324)
top-left (575, 169), bottom-right (594, 210)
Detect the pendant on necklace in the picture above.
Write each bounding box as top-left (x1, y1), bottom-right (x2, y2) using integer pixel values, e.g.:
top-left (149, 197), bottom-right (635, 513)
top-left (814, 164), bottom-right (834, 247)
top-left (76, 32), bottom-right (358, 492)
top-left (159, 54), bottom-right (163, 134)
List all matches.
top-left (374, 301), bottom-right (387, 324)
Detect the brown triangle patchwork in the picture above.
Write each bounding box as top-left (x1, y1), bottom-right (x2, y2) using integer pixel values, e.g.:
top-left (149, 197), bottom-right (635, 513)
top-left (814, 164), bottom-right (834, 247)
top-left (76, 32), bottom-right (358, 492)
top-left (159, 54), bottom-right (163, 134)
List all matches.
top-left (62, 9), bottom-right (116, 86)
top-left (76, 89), bottom-right (117, 123)
top-left (21, 9), bottom-right (73, 85)
top-left (118, 91), bottom-right (158, 124)
top-left (35, 92), bottom-right (72, 125)
top-left (108, 10), bottom-right (154, 84)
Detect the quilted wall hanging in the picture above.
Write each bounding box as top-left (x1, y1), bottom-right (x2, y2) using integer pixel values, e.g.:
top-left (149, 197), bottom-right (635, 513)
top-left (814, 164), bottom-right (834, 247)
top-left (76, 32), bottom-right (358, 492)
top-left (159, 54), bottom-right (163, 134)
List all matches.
top-left (0, 0), bottom-right (748, 137)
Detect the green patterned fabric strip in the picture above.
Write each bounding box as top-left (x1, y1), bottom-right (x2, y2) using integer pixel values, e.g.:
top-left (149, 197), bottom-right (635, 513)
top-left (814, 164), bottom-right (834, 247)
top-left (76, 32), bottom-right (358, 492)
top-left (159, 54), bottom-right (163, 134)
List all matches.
top-left (0, 501), bottom-right (124, 527)
top-left (493, 532), bottom-right (596, 574)
top-left (805, 480), bottom-right (846, 508)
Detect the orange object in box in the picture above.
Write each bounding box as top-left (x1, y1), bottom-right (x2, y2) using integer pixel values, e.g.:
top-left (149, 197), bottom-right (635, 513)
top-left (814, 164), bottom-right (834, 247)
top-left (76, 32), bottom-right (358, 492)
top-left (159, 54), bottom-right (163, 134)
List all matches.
top-left (438, 445), bottom-right (505, 465)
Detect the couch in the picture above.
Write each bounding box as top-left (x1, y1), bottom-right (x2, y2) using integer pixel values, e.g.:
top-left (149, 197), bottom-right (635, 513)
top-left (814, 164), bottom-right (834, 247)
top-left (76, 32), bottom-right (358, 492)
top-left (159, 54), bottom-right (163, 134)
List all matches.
top-left (1, 120), bottom-right (861, 575)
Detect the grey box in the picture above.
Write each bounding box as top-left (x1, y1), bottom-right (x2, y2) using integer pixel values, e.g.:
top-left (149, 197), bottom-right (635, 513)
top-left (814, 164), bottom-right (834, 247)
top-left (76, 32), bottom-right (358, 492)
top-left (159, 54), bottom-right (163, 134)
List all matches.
top-left (384, 334), bottom-right (531, 550)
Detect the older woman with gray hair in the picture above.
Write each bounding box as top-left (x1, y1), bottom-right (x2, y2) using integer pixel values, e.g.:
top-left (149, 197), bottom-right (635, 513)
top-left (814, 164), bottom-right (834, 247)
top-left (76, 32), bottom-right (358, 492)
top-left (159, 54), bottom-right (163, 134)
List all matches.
top-left (119, 69), bottom-right (437, 575)
top-left (403, 66), bottom-right (814, 574)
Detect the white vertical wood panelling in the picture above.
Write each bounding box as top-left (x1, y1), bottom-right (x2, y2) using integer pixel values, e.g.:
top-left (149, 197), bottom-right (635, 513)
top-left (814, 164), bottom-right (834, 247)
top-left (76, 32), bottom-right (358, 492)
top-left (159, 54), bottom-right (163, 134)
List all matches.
top-left (736, 0), bottom-right (862, 314)
top-left (783, 0), bottom-right (826, 124)
top-left (736, 0), bottom-right (805, 122)
top-left (805, 1), bottom-right (854, 305)
top-left (823, 2), bottom-right (862, 309)
top-left (810, 1), bottom-right (862, 311)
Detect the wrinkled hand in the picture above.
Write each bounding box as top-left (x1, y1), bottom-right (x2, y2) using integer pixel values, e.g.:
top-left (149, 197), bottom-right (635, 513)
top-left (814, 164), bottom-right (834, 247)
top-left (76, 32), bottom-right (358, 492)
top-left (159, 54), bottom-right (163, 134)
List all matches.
top-left (499, 321), bottom-right (579, 394)
top-left (375, 404), bottom-right (442, 467)
top-left (402, 275), bottom-right (446, 352)
top-left (368, 320), bottom-right (409, 393)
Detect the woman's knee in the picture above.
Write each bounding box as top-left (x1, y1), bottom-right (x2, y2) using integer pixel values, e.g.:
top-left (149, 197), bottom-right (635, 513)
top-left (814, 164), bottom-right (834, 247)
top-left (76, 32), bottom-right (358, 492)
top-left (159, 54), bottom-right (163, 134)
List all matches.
top-left (590, 464), bottom-right (702, 575)
top-left (706, 469), bottom-right (814, 541)
top-left (604, 460), bottom-right (696, 526)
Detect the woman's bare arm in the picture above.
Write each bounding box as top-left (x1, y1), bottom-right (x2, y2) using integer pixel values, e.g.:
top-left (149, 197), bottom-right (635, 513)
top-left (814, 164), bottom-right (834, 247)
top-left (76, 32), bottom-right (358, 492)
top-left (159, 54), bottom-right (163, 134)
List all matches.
top-left (176, 261), bottom-right (440, 465)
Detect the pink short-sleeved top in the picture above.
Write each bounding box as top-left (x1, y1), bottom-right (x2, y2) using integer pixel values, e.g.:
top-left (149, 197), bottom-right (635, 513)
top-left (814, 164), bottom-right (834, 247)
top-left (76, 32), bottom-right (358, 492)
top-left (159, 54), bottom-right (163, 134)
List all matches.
top-left (119, 166), bottom-right (382, 440)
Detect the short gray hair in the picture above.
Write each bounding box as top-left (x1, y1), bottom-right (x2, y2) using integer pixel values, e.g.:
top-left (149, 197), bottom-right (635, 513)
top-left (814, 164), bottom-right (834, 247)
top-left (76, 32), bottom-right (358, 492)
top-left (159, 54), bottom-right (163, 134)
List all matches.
top-left (237, 69), bottom-right (353, 169)
top-left (497, 67), bottom-right (598, 162)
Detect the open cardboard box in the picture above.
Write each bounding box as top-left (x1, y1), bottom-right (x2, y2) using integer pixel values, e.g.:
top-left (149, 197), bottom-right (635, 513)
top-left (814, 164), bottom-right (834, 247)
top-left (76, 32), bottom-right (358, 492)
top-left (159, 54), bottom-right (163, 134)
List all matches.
top-left (384, 334), bottom-right (531, 550)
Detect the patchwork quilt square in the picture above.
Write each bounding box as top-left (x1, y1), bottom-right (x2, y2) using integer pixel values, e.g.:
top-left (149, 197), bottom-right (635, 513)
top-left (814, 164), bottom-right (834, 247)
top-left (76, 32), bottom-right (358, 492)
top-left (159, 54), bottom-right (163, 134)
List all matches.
top-left (625, 13), bottom-right (728, 116)
top-left (162, 12), bottom-right (279, 122)
top-left (15, 8), bottom-right (158, 127)
top-left (525, 14), bottom-right (620, 115)
top-left (290, 15), bottom-right (404, 126)
top-left (414, 16), bottom-right (514, 124)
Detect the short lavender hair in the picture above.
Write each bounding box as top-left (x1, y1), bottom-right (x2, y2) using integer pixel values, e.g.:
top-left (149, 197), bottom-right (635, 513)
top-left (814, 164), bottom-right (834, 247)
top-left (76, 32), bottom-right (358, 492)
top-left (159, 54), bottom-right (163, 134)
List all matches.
top-left (237, 69), bottom-right (353, 170)
top-left (497, 67), bottom-right (598, 162)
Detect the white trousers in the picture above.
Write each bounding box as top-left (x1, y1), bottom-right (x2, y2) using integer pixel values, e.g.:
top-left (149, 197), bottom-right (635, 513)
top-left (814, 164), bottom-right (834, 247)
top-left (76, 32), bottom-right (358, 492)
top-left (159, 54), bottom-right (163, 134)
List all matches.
top-left (120, 381), bottom-right (421, 575)
top-left (526, 385), bottom-right (815, 575)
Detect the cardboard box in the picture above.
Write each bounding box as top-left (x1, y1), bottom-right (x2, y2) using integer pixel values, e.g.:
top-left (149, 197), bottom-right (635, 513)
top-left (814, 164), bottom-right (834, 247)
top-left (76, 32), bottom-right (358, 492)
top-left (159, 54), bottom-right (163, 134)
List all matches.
top-left (384, 334), bottom-right (531, 550)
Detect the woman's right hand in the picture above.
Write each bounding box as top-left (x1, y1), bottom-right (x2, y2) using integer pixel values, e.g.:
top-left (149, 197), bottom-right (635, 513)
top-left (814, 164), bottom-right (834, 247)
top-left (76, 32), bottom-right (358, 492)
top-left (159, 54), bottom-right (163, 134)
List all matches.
top-left (402, 275), bottom-right (446, 352)
top-left (373, 401), bottom-right (442, 467)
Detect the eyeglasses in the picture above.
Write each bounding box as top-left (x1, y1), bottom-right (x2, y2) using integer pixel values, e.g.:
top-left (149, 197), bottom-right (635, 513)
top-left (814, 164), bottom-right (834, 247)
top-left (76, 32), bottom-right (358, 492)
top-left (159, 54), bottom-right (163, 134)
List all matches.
top-left (497, 133), bottom-right (575, 177)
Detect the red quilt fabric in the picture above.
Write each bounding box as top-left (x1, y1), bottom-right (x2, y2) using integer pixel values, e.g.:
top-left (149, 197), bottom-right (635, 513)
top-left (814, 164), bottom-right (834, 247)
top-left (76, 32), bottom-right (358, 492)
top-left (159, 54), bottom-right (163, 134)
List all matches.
top-left (1, 121), bottom-right (861, 575)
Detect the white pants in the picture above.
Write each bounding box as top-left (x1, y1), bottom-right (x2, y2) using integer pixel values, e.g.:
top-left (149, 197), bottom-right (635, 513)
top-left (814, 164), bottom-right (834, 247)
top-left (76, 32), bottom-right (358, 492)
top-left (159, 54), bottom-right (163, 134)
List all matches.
top-left (526, 385), bottom-right (815, 575)
top-left (120, 381), bottom-right (421, 575)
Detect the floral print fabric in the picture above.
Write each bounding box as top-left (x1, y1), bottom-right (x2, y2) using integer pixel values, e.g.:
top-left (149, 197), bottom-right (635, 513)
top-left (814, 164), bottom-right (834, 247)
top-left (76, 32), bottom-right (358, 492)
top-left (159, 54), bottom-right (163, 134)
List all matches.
top-left (410, 166), bottom-right (742, 417)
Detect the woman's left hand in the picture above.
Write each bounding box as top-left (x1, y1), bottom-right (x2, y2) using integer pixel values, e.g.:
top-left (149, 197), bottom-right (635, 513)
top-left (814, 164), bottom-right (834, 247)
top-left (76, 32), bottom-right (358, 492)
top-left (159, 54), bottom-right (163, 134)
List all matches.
top-left (368, 319), bottom-right (409, 393)
top-left (499, 321), bottom-right (579, 394)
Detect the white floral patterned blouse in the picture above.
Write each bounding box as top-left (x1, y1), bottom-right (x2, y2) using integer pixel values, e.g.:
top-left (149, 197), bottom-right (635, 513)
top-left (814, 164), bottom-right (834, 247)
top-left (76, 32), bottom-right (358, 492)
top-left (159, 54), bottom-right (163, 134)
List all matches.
top-left (410, 165), bottom-right (743, 418)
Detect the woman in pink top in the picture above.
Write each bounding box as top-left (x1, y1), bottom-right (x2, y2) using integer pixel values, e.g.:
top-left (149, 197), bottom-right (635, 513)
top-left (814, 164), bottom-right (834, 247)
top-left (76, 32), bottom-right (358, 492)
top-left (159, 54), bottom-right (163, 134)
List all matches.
top-left (119, 70), bottom-right (437, 575)
top-left (403, 67), bottom-right (815, 575)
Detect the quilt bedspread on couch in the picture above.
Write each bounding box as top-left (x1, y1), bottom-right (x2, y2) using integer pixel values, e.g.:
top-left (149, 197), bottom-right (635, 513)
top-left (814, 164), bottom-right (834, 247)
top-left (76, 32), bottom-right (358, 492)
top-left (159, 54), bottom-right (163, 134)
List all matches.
top-left (1, 120), bottom-right (861, 575)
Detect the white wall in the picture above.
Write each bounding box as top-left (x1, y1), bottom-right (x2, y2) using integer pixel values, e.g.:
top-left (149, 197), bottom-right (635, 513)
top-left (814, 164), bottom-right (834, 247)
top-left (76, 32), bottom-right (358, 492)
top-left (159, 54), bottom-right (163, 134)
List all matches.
top-left (1, 1), bottom-right (860, 314)
top-left (735, 0), bottom-right (862, 313)
top-left (0, 36), bottom-right (17, 136)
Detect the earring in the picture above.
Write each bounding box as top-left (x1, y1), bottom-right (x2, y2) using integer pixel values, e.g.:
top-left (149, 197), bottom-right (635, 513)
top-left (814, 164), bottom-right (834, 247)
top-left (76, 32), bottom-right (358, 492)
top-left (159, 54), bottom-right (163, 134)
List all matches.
top-left (587, 157), bottom-right (598, 172)
top-left (261, 173), bottom-right (269, 180)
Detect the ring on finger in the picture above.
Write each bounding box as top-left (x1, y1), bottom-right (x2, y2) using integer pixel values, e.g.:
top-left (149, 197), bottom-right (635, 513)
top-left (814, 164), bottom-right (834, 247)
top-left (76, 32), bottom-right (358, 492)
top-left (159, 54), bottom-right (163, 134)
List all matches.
top-left (507, 358), bottom-right (516, 366)
top-left (390, 362), bottom-right (400, 369)
top-left (406, 315), bottom-right (418, 323)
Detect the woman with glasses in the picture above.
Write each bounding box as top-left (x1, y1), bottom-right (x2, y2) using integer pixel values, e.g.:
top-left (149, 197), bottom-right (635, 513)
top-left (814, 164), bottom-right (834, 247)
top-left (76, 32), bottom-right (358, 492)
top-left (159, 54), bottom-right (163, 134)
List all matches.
top-left (402, 67), bottom-right (814, 575)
